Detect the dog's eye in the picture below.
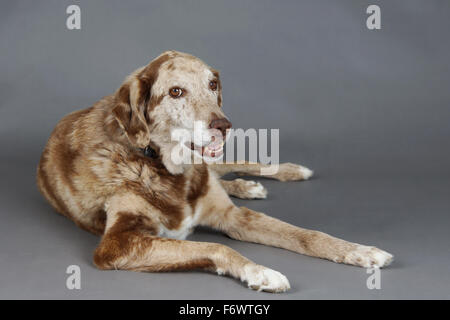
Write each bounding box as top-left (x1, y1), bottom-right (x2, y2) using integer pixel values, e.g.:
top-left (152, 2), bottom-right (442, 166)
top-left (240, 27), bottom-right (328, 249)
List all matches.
top-left (209, 80), bottom-right (218, 91)
top-left (169, 87), bottom-right (184, 98)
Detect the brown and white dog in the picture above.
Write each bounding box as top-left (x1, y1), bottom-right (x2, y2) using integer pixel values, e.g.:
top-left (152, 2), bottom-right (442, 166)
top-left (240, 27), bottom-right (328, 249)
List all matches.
top-left (37, 51), bottom-right (393, 293)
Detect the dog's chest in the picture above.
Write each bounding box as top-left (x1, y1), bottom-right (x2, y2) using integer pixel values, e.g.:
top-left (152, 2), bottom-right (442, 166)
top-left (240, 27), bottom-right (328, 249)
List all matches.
top-left (155, 165), bottom-right (209, 240)
top-left (158, 204), bottom-right (202, 240)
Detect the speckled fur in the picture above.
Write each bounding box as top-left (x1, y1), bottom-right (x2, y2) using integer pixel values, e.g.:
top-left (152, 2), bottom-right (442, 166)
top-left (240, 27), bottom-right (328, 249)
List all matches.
top-left (37, 51), bottom-right (393, 293)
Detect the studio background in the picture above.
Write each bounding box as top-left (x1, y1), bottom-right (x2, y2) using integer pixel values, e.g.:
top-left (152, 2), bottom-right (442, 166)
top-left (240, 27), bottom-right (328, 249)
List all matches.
top-left (0, 0), bottom-right (449, 299)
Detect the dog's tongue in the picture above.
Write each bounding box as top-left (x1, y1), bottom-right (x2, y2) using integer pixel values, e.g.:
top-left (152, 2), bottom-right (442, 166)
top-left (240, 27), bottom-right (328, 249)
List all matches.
top-left (203, 139), bottom-right (224, 158)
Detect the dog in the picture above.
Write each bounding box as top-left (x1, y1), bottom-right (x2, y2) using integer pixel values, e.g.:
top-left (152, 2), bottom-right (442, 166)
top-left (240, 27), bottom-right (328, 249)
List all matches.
top-left (37, 51), bottom-right (393, 293)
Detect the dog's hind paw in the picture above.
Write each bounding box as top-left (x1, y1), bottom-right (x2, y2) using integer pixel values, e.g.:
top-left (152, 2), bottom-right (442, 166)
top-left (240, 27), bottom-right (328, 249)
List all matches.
top-left (241, 264), bottom-right (290, 293)
top-left (271, 163), bottom-right (314, 182)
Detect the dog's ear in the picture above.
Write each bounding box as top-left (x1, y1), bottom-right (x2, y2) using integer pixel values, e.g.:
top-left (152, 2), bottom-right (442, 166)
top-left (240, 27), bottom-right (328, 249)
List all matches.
top-left (112, 76), bottom-right (151, 148)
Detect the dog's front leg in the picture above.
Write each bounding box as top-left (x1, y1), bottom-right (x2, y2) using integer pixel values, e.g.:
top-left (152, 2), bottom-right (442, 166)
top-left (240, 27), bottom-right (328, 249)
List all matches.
top-left (93, 193), bottom-right (290, 292)
top-left (205, 206), bottom-right (393, 268)
top-left (201, 204), bottom-right (393, 268)
top-left (202, 171), bottom-right (393, 268)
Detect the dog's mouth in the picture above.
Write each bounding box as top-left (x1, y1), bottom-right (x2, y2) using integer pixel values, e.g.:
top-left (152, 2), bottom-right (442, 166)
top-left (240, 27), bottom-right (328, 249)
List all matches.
top-left (185, 136), bottom-right (225, 159)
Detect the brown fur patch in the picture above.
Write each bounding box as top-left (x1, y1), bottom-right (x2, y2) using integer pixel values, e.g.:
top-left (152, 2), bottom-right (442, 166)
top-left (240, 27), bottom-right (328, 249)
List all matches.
top-left (187, 165), bottom-right (209, 210)
top-left (136, 77), bottom-right (151, 108)
top-left (135, 53), bottom-right (173, 121)
top-left (120, 153), bottom-right (187, 230)
top-left (37, 150), bottom-right (72, 218)
top-left (93, 212), bottom-right (158, 269)
top-left (81, 209), bottom-right (107, 236)
top-left (166, 61), bottom-right (176, 71)
top-left (210, 112), bottom-right (220, 122)
top-left (234, 207), bottom-right (258, 231)
top-left (112, 54), bottom-right (174, 147)
top-left (94, 211), bottom-right (216, 272)
top-left (54, 109), bottom-right (91, 192)
top-left (116, 83), bottom-right (131, 106)
top-left (211, 69), bottom-right (222, 107)
top-left (140, 53), bottom-right (171, 97)
top-left (138, 258), bottom-right (215, 272)
top-left (113, 89), bottom-right (148, 146)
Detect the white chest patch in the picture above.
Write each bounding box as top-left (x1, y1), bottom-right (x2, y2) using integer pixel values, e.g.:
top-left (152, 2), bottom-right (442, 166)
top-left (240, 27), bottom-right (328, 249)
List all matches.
top-left (158, 205), bottom-right (202, 240)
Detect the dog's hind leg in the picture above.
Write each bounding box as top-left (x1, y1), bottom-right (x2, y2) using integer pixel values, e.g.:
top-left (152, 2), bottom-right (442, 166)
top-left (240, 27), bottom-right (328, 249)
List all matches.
top-left (93, 193), bottom-right (290, 293)
top-left (209, 161), bottom-right (313, 182)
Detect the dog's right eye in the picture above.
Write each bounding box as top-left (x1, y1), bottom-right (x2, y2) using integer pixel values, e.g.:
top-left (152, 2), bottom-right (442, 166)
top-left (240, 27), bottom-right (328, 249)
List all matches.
top-left (169, 87), bottom-right (184, 98)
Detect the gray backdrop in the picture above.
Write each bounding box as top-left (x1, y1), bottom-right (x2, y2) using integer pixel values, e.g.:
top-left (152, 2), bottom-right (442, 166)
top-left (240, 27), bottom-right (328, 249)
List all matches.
top-left (1, 0), bottom-right (449, 299)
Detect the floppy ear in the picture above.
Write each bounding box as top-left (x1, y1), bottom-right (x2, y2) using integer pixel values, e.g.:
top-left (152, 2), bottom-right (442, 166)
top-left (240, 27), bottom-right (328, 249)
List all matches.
top-left (112, 76), bottom-right (151, 148)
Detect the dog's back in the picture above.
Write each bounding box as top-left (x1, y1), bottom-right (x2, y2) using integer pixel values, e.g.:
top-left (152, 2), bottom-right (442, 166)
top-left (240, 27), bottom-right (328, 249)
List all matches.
top-left (37, 102), bottom-right (108, 234)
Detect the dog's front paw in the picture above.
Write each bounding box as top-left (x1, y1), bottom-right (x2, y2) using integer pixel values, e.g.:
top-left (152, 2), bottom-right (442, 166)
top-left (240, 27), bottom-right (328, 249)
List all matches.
top-left (273, 163), bottom-right (313, 182)
top-left (241, 264), bottom-right (290, 293)
top-left (236, 179), bottom-right (267, 199)
top-left (344, 245), bottom-right (394, 268)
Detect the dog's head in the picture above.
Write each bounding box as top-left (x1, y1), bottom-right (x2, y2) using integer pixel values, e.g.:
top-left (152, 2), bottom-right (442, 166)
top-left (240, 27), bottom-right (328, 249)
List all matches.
top-left (111, 50), bottom-right (231, 173)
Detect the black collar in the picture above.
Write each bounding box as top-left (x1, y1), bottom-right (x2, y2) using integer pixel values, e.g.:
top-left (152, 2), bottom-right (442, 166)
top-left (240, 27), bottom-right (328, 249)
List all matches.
top-left (142, 145), bottom-right (158, 159)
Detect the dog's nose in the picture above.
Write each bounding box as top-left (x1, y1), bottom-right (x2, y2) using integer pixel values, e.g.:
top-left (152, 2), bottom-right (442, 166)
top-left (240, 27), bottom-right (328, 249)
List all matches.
top-left (209, 118), bottom-right (232, 137)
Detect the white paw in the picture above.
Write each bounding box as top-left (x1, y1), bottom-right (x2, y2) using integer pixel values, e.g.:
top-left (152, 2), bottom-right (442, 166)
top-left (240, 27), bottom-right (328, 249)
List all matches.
top-left (245, 180), bottom-right (267, 199)
top-left (241, 264), bottom-right (290, 293)
top-left (299, 165), bottom-right (313, 180)
top-left (344, 245), bottom-right (394, 268)
top-left (275, 163), bottom-right (314, 181)
top-left (233, 179), bottom-right (267, 199)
